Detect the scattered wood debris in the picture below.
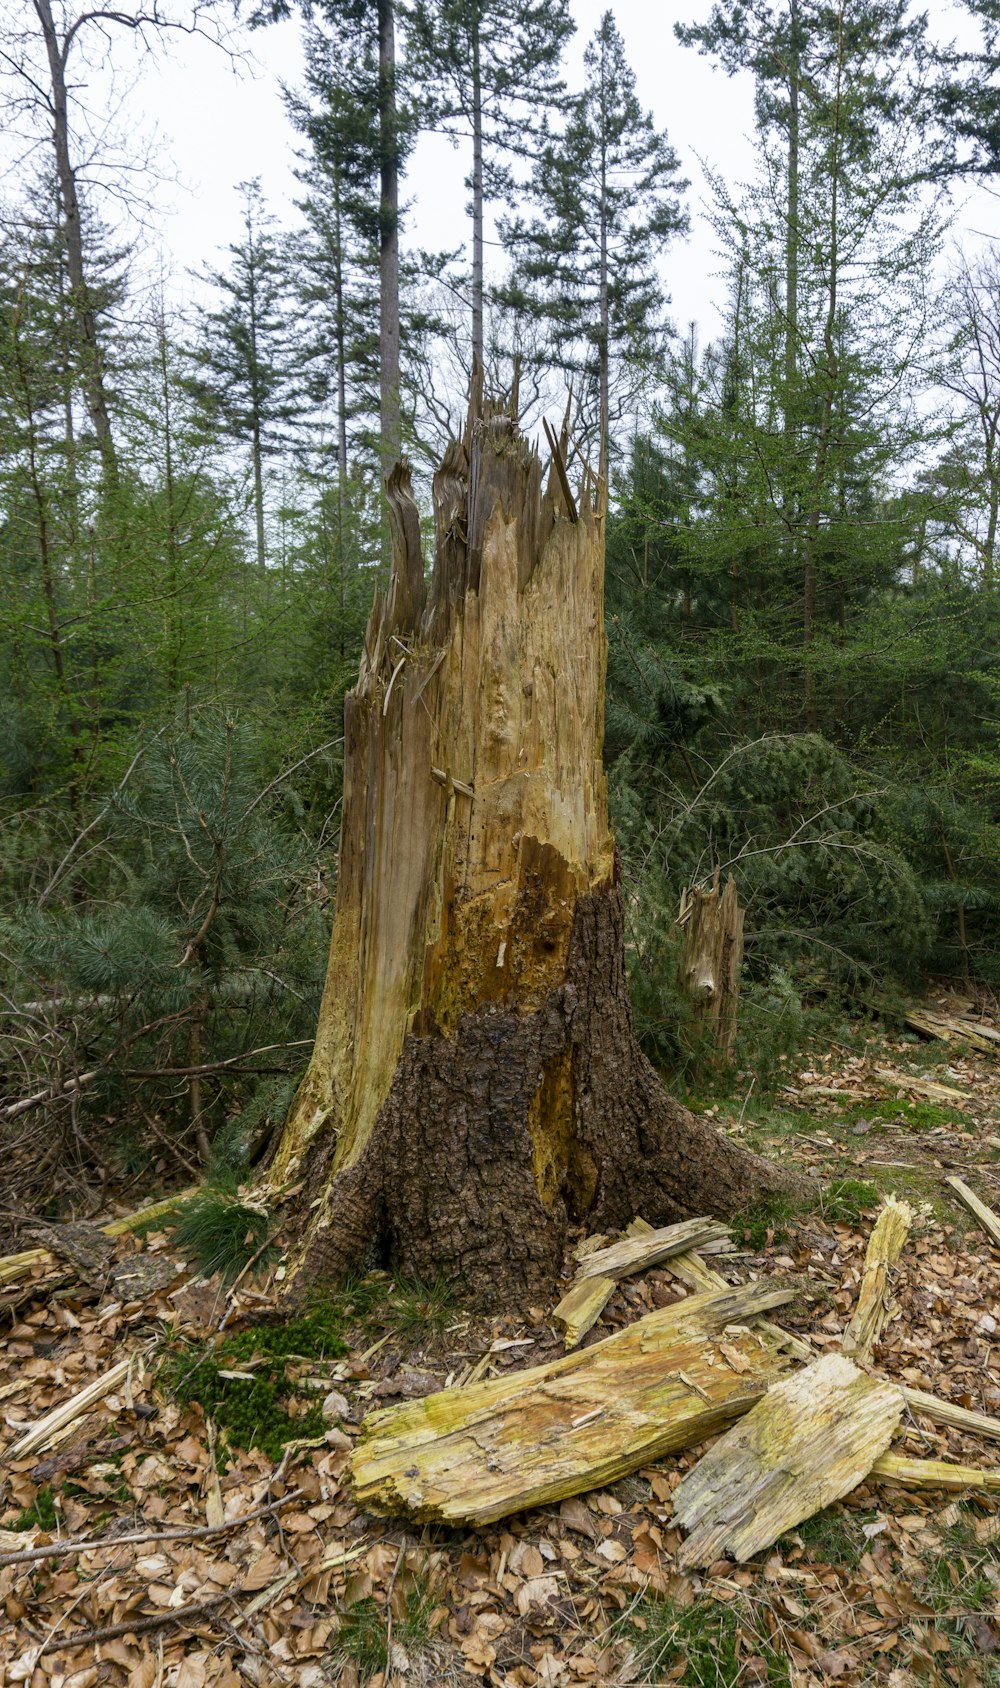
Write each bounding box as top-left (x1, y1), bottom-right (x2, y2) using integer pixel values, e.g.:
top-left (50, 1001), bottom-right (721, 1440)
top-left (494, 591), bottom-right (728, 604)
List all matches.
top-left (946, 1174), bottom-right (1000, 1249)
top-left (552, 1214), bottom-right (726, 1348)
top-left (351, 1280), bottom-right (798, 1525)
top-left (671, 1354), bottom-right (905, 1566)
top-left (905, 1003), bottom-right (1000, 1054)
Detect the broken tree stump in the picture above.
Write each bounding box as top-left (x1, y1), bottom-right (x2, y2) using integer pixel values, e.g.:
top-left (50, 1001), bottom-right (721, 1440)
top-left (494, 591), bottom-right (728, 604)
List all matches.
top-left (350, 1280), bottom-right (800, 1525)
top-left (671, 1353), bottom-right (905, 1567)
top-left (842, 1196), bottom-right (912, 1363)
top-left (678, 871), bottom-right (745, 1063)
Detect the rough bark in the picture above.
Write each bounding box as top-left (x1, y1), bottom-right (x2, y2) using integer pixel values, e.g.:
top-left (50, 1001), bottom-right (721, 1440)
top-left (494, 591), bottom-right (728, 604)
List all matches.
top-left (270, 399), bottom-right (807, 1306)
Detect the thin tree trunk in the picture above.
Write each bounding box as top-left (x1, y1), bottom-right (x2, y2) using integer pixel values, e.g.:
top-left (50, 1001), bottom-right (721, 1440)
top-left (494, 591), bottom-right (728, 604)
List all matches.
top-left (598, 43), bottom-right (610, 472)
top-left (471, 15), bottom-right (485, 369)
top-left (252, 418), bottom-right (266, 574)
top-left (32, 0), bottom-right (118, 487)
top-left (378, 0), bottom-right (401, 473)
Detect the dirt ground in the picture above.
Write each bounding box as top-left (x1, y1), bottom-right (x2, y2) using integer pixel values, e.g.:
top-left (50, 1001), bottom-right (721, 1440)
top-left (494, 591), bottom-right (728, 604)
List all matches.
top-left (3, 1001), bottom-right (1000, 1688)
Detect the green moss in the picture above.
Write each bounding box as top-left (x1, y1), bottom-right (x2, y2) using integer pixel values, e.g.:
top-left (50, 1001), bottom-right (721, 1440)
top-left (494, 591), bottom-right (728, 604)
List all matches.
top-left (11, 1486), bottom-right (57, 1532)
top-left (161, 1303), bottom-right (348, 1462)
top-left (845, 1096), bottom-right (967, 1131)
top-left (730, 1193), bottom-right (799, 1251)
top-left (820, 1179), bottom-right (879, 1223)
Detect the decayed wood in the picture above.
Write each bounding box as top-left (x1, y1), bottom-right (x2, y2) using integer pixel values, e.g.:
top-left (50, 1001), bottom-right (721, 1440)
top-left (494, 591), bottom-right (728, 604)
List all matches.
top-left (350, 1280), bottom-right (799, 1525)
top-left (945, 1176), bottom-right (1000, 1250)
top-left (0, 1189), bottom-right (196, 1291)
top-left (4, 1356), bottom-right (134, 1462)
top-left (871, 1452), bottom-right (1000, 1493)
top-left (904, 1006), bottom-right (1000, 1055)
top-left (671, 1354), bottom-right (905, 1567)
top-left (551, 1273), bottom-right (618, 1348)
top-left (553, 1215), bottom-right (661, 1348)
top-left (678, 871), bottom-right (745, 1061)
top-left (662, 1251), bottom-right (814, 1363)
top-left (873, 1068), bottom-right (971, 1106)
top-left (575, 1217), bottom-right (730, 1283)
top-left (842, 1196), bottom-right (912, 1362)
top-left (900, 1386), bottom-right (1000, 1445)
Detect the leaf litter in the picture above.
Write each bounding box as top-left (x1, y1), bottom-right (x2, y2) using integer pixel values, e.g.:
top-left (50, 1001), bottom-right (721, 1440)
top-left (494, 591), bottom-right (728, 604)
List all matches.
top-left (2, 1006), bottom-right (1000, 1686)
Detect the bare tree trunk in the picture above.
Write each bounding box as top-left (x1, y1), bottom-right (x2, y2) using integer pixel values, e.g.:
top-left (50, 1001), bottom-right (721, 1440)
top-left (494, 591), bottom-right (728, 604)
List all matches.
top-left (33, 0), bottom-right (118, 487)
top-left (378, 0), bottom-right (401, 472)
top-left (470, 15), bottom-right (485, 370)
top-left (268, 398), bottom-right (806, 1308)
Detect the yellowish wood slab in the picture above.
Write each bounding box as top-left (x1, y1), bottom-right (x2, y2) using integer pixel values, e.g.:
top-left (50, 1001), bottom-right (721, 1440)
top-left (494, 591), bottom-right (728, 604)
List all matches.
top-left (575, 1216), bottom-right (730, 1282)
top-left (842, 1196), bottom-right (912, 1362)
top-left (551, 1274), bottom-right (616, 1348)
top-left (872, 1452), bottom-right (1000, 1493)
top-left (900, 1386), bottom-right (1000, 1445)
top-left (672, 1353), bottom-right (904, 1567)
top-left (945, 1176), bottom-right (1000, 1250)
top-left (350, 1280), bottom-right (798, 1526)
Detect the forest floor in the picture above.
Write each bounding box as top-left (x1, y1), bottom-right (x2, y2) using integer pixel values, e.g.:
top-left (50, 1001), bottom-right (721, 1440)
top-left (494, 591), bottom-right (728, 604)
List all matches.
top-left (3, 998), bottom-right (1000, 1688)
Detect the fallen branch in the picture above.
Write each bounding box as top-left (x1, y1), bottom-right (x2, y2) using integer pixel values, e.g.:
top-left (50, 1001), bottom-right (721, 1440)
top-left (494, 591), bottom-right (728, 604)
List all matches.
top-left (873, 1068), bottom-right (971, 1106)
top-left (0, 1488), bottom-right (305, 1570)
top-left (574, 1217), bottom-right (730, 1283)
top-left (945, 1176), bottom-right (1000, 1250)
top-left (4, 1358), bottom-right (135, 1462)
top-left (900, 1386), bottom-right (1000, 1445)
top-left (37, 1594), bottom-right (231, 1657)
top-left (351, 1279), bottom-right (798, 1526)
top-left (871, 1452), bottom-right (1000, 1493)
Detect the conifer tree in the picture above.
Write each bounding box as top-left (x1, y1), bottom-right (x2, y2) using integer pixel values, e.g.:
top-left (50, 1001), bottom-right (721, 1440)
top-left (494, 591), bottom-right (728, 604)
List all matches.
top-left (502, 12), bottom-right (688, 458)
top-left (189, 180), bottom-right (301, 574)
top-left (406, 0), bottom-right (574, 367)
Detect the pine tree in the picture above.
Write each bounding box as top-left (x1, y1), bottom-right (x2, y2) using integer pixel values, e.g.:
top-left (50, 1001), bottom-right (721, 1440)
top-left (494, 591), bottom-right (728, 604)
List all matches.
top-left (502, 11), bottom-right (688, 459)
top-left (189, 180), bottom-right (301, 574)
top-left (406, 0), bottom-right (574, 366)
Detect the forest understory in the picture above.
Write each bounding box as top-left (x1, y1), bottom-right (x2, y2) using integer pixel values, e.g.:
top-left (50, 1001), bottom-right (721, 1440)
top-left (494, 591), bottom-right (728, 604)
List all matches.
top-left (4, 995), bottom-right (1000, 1688)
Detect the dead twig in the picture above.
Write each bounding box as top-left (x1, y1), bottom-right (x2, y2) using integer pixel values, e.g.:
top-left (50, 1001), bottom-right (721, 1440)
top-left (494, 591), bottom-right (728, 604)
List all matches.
top-left (0, 1488), bottom-right (304, 1571)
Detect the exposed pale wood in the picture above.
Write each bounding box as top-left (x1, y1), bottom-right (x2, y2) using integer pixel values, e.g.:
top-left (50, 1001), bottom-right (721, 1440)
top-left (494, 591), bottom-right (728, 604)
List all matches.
top-left (945, 1176), bottom-right (1000, 1250)
top-left (350, 1280), bottom-right (799, 1526)
top-left (905, 1006), bottom-right (1000, 1055)
top-left (552, 1274), bottom-right (617, 1348)
top-left (575, 1217), bottom-right (730, 1282)
top-left (671, 1354), bottom-right (904, 1567)
top-left (842, 1196), bottom-right (912, 1362)
top-left (900, 1386), bottom-right (1000, 1445)
top-left (678, 871), bottom-right (745, 1061)
top-left (102, 1188), bottom-right (198, 1236)
top-left (0, 1248), bottom-right (53, 1287)
top-left (873, 1068), bottom-right (972, 1106)
top-left (4, 1357), bottom-right (133, 1461)
top-left (662, 1251), bottom-right (814, 1362)
top-left (872, 1452), bottom-right (1000, 1493)
top-left (553, 1216), bottom-right (656, 1348)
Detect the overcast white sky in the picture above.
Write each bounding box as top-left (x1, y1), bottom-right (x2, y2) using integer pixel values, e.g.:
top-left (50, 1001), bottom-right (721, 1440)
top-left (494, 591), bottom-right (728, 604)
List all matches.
top-left (6, 0), bottom-right (997, 352)
top-left (133, 0), bottom-right (759, 344)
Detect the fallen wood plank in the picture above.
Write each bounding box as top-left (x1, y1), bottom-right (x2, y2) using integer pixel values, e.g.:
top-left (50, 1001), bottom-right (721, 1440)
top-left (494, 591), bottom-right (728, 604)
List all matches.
top-left (945, 1176), bottom-right (1000, 1250)
top-left (671, 1354), bottom-right (904, 1567)
top-left (554, 1216), bottom-right (654, 1348)
top-left (575, 1216), bottom-right (730, 1282)
top-left (873, 1068), bottom-right (972, 1106)
top-left (4, 1357), bottom-right (133, 1462)
top-left (552, 1274), bottom-right (617, 1348)
top-left (872, 1452), bottom-right (1000, 1493)
top-left (842, 1196), bottom-right (912, 1362)
top-left (900, 1386), bottom-right (1000, 1445)
top-left (0, 1248), bottom-right (55, 1287)
top-left (905, 1007), bottom-right (1000, 1055)
top-left (350, 1280), bottom-right (800, 1526)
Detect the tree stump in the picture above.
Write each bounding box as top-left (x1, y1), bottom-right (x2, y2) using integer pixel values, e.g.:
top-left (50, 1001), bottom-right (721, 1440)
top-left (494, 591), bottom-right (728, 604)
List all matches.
top-left (269, 398), bottom-right (806, 1305)
top-left (678, 870), bottom-right (745, 1063)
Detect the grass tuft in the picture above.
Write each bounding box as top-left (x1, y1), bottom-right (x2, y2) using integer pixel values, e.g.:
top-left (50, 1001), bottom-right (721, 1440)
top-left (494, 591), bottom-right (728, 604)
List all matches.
top-left (173, 1182), bottom-right (273, 1282)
